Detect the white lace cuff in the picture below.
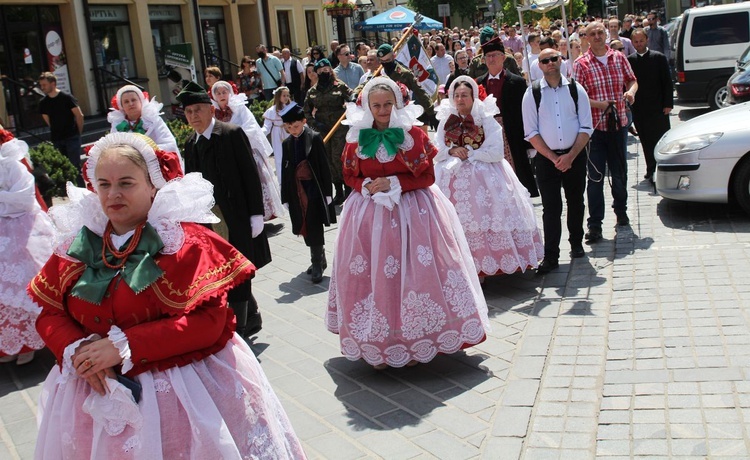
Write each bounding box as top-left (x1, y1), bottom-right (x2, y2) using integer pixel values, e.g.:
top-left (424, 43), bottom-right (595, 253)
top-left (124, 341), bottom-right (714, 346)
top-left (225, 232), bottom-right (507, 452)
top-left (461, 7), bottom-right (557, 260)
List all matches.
top-left (371, 176), bottom-right (402, 211)
top-left (59, 333), bottom-right (101, 384)
top-left (360, 178), bottom-right (373, 197)
top-left (108, 326), bottom-right (133, 373)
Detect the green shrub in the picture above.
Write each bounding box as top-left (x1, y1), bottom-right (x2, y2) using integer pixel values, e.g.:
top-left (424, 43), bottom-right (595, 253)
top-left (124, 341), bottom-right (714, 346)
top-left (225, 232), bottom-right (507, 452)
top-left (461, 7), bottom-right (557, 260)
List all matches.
top-left (29, 142), bottom-right (78, 198)
top-left (250, 99), bottom-right (272, 126)
top-left (167, 118), bottom-right (194, 156)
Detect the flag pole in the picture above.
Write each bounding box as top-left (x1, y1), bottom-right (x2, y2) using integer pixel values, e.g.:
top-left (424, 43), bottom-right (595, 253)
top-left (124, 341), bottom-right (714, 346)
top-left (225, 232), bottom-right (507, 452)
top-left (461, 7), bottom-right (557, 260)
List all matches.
top-left (323, 14), bottom-right (424, 144)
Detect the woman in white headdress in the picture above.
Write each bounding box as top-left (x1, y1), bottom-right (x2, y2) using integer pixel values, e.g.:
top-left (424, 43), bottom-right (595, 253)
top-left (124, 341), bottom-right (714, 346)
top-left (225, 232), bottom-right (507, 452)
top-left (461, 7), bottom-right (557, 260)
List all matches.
top-left (211, 80), bottom-right (284, 221)
top-left (0, 128), bottom-right (54, 365)
top-left (434, 76), bottom-right (543, 277)
top-left (326, 77), bottom-right (490, 370)
top-left (108, 85), bottom-right (179, 160)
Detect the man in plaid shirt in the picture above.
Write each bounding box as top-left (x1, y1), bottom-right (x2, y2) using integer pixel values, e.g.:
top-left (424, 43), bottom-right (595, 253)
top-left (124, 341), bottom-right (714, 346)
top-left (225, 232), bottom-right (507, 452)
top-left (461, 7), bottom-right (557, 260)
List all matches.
top-left (573, 21), bottom-right (638, 244)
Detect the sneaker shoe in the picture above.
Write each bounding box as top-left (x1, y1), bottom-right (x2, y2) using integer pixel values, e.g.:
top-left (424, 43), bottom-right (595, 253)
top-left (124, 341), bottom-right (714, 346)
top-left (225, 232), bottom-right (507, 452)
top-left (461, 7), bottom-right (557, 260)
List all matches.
top-left (536, 259), bottom-right (559, 275)
top-left (585, 228), bottom-right (603, 244)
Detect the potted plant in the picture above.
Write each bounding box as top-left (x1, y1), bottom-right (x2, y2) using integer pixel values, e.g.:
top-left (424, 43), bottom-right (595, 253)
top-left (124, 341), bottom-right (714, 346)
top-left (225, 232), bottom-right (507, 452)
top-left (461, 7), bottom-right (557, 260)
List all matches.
top-left (323, 1), bottom-right (357, 17)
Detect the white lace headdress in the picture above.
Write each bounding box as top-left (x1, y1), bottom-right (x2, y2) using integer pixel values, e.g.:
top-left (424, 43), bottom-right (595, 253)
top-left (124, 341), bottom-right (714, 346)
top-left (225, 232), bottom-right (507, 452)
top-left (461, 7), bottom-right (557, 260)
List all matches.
top-left (436, 75), bottom-right (499, 122)
top-left (342, 76), bottom-right (424, 145)
top-left (50, 133), bottom-right (218, 258)
top-left (107, 85), bottom-right (164, 127)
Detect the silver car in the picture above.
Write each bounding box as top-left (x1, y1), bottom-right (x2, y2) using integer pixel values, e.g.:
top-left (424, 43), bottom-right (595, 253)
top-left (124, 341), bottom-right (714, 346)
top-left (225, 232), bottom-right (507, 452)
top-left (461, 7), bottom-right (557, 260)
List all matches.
top-left (655, 102), bottom-right (750, 212)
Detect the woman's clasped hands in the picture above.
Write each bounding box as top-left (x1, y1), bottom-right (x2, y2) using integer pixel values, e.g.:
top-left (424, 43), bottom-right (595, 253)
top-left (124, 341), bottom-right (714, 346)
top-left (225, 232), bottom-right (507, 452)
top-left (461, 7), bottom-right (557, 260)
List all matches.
top-left (72, 338), bottom-right (123, 395)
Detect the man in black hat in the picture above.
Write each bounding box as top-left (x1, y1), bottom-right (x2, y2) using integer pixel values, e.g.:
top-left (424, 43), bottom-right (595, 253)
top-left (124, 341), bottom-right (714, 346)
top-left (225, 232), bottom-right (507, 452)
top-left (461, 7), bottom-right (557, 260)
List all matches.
top-left (178, 81), bottom-right (271, 338)
top-left (469, 26), bottom-right (495, 78)
top-left (476, 37), bottom-right (539, 197)
top-left (279, 102), bottom-right (336, 283)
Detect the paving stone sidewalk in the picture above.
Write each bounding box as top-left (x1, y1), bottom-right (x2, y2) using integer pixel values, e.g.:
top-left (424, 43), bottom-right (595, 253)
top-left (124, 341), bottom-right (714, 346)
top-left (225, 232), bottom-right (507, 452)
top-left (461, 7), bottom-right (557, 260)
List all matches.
top-left (4, 105), bottom-right (750, 459)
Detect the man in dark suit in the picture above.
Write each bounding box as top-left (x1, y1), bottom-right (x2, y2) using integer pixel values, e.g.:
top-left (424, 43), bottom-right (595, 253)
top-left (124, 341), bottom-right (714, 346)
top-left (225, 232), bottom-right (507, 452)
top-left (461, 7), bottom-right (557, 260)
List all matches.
top-left (628, 28), bottom-right (673, 182)
top-left (476, 37), bottom-right (539, 197)
top-left (178, 81), bottom-right (272, 338)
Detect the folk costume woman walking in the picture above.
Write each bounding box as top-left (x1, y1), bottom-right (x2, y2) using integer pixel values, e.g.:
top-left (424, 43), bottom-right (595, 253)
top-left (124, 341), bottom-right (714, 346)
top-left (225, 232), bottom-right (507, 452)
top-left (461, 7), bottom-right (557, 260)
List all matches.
top-left (0, 129), bottom-right (54, 365)
top-left (211, 80), bottom-right (284, 221)
top-left (29, 133), bottom-right (306, 459)
top-left (107, 85), bottom-right (179, 161)
top-left (326, 77), bottom-right (490, 370)
top-left (434, 76), bottom-right (543, 277)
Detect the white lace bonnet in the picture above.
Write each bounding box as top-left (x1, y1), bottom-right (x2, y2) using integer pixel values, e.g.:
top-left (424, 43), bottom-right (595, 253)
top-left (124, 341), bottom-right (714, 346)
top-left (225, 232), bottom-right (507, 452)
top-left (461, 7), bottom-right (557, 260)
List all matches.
top-left (115, 85), bottom-right (147, 112)
top-left (342, 76), bottom-right (424, 143)
top-left (85, 132), bottom-right (177, 190)
top-left (437, 75), bottom-right (499, 122)
top-left (0, 131), bottom-right (31, 164)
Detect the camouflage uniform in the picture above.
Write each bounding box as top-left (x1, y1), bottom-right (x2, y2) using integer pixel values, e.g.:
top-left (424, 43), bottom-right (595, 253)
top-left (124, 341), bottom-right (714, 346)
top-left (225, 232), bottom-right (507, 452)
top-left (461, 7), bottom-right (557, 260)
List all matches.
top-left (357, 62), bottom-right (435, 124)
top-left (468, 54), bottom-right (488, 79)
top-left (303, 79), bottom-right (353, 183)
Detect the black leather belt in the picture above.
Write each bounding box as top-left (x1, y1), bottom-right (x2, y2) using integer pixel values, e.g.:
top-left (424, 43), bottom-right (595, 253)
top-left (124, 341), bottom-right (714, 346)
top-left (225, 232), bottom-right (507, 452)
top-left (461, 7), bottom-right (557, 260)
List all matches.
top-left (552, 149), bottom-right (572, 155)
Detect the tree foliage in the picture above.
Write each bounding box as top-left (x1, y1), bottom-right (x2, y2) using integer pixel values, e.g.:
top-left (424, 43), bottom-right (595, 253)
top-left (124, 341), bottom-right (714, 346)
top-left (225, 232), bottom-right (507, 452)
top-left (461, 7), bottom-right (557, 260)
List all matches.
top-left (500, 0), bottom-right (587, 25)
top-left (408, 0), bottom-right (483, 23)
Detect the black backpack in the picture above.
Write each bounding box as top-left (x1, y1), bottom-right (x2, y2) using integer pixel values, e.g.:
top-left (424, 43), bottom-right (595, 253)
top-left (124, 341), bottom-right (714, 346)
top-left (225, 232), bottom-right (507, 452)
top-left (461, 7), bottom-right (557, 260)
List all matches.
top-left (532, 78), bottom-right (579, 115)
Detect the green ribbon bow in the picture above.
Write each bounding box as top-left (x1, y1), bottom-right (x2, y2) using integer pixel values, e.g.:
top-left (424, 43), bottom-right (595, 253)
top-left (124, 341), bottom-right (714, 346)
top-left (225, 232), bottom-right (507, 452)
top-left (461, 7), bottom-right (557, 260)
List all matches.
top-left (358, 128), bottom-right (404, 159)
top-left (116, 119), bottom-right (146, 134)
top-left (67, 224), bottom-right (165, 305)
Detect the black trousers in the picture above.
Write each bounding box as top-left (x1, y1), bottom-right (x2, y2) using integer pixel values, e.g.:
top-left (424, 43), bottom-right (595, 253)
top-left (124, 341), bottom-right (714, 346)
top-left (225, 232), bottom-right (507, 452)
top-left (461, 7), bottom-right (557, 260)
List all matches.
top-left (302, 200), bottom-right (326, 247)
top-left (633, 112), bottom-right (670, 176)
top-left (534, 151), bottom-right (587, 261)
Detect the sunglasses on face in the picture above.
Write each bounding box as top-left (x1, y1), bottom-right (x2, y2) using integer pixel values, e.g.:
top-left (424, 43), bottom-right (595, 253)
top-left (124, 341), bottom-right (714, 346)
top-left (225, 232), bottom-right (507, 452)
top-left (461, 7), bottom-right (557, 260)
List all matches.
top-left (539, 56), bottom-right (561, 64)
top-left (579, 33), bottom-right (587, 37)
top-left (612, 47), bottom-right (624, 51)
top-left (340, 51), bottom-right (350, 56)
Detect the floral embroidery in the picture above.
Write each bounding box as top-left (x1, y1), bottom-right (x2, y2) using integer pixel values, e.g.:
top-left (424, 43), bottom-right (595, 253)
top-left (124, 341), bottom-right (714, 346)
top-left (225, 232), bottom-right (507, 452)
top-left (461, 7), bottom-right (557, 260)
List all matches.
top-left (154, 379), bottom-right (172, 394)
top-left (349, 293), bottom-right (389, 342)
top-left (383, 256), bottom-right (400, 279)
top-left (349, 255), bottom-right (367, 275)
top-left (417, 246), bottom-right (433, 266)
top-left (442, 270), bottom-right (475, 318)
top-left (122, 436), bottom-right (141, 453)
top-left (400, 291), bottom-right (446, 340)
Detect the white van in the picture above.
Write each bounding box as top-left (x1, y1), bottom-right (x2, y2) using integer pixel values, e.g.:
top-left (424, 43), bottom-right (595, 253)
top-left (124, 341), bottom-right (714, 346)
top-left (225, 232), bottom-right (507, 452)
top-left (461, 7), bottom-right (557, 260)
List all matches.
top-left (674, 3), bottom-right (750, 109)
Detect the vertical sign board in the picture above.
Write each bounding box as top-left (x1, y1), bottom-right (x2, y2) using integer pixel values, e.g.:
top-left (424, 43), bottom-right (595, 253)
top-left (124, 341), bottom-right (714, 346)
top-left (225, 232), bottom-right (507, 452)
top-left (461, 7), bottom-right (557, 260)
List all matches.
top-left (44, 28), bottom-right (72, 94)
top-left (164, 43), bottom-right (197, 117)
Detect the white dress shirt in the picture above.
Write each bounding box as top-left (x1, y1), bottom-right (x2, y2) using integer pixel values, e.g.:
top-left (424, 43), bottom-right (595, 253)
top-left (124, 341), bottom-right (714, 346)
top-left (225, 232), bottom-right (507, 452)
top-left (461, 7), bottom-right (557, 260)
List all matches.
top-left (430, 54), bottom-right (454, 85)
top-left (522, 75), bottom-right (594, 151)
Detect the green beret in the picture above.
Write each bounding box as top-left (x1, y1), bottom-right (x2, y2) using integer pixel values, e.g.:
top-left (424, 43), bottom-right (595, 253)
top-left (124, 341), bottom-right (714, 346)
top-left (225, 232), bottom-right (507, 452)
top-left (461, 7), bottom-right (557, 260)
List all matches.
top-left (175, 81), bottom-right (211, 107)
top-left (377, 44), bottom-right (393, 58)
top-left (480, 26), bottom-right (496, 45)
top-left (314, 58), bottom-right (331, 71)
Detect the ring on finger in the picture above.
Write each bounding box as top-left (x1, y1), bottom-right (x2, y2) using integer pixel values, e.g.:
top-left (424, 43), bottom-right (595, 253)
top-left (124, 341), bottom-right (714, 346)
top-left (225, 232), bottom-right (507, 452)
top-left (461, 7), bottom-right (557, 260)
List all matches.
top-left (84, 358), bottom-right (93, 369)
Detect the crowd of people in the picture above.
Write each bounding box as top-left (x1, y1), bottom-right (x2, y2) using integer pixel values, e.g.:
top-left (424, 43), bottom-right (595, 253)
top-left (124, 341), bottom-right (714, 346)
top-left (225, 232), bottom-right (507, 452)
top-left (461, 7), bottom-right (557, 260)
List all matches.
top-left (0, 10), bottom-right (678, 457)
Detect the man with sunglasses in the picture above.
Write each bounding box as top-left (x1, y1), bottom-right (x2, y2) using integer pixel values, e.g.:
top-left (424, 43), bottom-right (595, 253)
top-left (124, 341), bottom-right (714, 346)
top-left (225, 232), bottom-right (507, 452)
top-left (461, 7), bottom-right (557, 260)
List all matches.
top-left (333, 44), bottom-right (364, 90)
top-left (572, 21), bottom-right (638, 244)
top-left (523, 48), bottom-right (593, 274)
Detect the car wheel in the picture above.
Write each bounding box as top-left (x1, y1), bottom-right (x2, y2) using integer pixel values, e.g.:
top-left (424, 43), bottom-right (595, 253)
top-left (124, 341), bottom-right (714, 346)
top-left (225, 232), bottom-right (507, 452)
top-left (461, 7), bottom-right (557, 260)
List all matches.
top-left (708, 83), bottom-right (729, 110)
top-left (732, 158), bottom-right (750, 215)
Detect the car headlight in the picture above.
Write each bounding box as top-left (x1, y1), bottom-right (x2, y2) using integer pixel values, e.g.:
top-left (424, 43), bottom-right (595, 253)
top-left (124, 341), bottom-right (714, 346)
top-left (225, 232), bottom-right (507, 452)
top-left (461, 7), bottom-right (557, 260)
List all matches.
top-left (659, 133), bottom-right (723, 155)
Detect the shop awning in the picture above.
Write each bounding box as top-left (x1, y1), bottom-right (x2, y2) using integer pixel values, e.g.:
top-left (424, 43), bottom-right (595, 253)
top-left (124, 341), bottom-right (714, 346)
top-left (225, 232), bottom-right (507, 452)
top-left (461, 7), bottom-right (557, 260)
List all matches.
top-left (353, 6), bottom-right (443, 32)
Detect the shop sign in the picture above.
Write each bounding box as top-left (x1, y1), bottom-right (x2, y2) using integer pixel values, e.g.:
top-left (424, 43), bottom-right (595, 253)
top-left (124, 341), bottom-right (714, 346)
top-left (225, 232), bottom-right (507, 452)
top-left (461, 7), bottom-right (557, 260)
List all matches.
top-left (199, 6), bottom-right (224, 20)
top-left (164, 43), bottom-right (197, 116)
top-left (44, 27), bottom-right (72, 94)
top-left (90, 5), bottom-right (129, 23)
top-left (149, 5), bottom-right (181, 22)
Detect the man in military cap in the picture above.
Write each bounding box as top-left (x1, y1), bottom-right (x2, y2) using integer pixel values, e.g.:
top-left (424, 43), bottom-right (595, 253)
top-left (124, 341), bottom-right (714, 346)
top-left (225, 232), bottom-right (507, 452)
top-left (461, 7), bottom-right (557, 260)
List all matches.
top-left (178, 80), bottom-right (271, 338)
top-left (361, 44), bottom-right (435, 125)
top-left (302, 58), bottom-right (354, 205)
top-left (469, 26), bottom-right (495, 79)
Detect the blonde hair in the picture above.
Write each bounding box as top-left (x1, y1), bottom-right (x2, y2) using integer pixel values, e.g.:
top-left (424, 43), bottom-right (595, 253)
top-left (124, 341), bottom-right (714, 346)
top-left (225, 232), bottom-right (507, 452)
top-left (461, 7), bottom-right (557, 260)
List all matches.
top-left (98, 145), bottom-right (153, 186)
top-left (273, 86), bottom-right (290, 111)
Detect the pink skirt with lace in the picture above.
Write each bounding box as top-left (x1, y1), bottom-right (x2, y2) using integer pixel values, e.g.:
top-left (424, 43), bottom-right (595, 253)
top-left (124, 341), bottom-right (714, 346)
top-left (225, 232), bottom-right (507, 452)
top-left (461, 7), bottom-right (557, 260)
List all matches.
top-left (436, 159), bottom-right (544, 275)
top-left (326, 185), bottom-right (490, 368)
top-left (34, 336), bottom-right (307, 459)
top-left (0, 211), bottom-right (53, 357)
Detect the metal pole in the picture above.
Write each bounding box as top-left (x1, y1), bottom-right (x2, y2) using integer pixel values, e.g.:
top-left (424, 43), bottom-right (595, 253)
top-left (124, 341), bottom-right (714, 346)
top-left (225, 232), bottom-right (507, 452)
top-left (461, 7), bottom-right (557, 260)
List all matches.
top-left (560, 1), bottom-right (570, 61)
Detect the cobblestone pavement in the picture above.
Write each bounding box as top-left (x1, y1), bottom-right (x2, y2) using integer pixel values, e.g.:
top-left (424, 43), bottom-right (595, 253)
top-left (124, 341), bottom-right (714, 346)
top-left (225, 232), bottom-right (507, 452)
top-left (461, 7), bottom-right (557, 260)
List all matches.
top-left (4, 103), bottom-right (750, 459)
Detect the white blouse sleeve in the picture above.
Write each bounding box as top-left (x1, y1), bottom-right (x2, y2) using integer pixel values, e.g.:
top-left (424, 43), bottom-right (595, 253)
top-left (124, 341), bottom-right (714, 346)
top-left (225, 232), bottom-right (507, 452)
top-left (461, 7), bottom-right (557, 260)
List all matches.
top-left (0, 160), bottom-right (37, 217)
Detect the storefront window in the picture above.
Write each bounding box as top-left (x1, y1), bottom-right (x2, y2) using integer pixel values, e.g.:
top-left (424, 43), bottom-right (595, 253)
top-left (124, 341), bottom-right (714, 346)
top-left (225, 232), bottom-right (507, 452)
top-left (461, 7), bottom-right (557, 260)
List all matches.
top-left (90, 5), bottom-right (137, 79)
top-left (149, 5), bottom-right (184, 77)
top-left (200, 6), bottom-right (230, 77)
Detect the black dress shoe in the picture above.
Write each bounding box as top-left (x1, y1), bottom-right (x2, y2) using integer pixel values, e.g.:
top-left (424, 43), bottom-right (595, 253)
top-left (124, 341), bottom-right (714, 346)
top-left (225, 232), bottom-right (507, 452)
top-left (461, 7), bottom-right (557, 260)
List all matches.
top-left (570, 246), bottom-right (586, 258)
top-left (585, 228), bottom-right (602, 244)
top-left (616, 214), bottom-right (630, 226)
top-left (536, 259), bottom-right (559, 275)
top-left (244, 313), bottom-right (263, 337)
top-left (644, 172), bottom-right (653, 180)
